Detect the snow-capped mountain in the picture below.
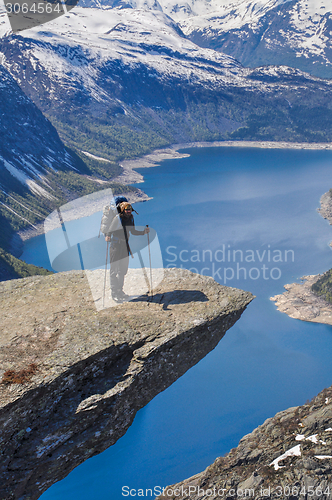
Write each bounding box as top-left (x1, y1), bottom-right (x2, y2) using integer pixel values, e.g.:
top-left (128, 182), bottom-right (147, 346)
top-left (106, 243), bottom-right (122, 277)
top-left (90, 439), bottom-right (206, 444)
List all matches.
top-left (71, 0), bottom-right (332, 78)
top-left (0, 2), bottom-right (331, 188)
top-left (179, 0), bottom-right (332, 79)
top-left (0, 7), bottom-right (243, 100)
top-left (0, 7), bottom-right (252, 156)
top-left (1, 6), bottom-right (332, 149)
top-left (77, 0), bottom-right (291, 21)
top-left (0, 2), bottom-right (332, 256)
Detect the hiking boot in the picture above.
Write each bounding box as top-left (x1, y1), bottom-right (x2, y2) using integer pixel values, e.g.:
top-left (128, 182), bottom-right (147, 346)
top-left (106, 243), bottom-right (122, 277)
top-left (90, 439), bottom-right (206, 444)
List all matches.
top-left (111, 293), bottom-right (124, 303)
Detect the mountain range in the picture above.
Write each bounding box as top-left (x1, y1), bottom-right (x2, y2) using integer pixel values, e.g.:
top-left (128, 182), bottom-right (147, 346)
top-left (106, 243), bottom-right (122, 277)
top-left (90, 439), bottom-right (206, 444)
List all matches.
top-left (1, 6), bottom-right (332, 159)
top-left (74, 0), bottom-right (332, 78)
top-left (1, 0), bottom-right (332, 277)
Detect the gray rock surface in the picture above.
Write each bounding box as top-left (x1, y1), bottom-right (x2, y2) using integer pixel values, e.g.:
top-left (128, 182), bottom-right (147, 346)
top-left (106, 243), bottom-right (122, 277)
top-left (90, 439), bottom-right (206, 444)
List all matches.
top-left (0, 268), bottom-right (253, 499)
top-left (270, 275), bottom-right (332, 325)
top-left (318, 191), bottom-right (332, 227)
top-left (156, 387), bottom-right (332, 500)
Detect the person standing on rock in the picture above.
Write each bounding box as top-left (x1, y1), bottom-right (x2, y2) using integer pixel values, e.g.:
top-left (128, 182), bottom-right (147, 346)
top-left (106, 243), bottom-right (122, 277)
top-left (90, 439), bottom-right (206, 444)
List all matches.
top-left (105, 202), bottom-right (150, 303)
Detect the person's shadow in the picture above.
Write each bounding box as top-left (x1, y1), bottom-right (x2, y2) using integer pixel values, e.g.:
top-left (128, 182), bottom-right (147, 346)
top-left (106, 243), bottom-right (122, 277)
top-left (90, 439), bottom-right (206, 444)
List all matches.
top-left (132, 289), bottom-right (208, 310)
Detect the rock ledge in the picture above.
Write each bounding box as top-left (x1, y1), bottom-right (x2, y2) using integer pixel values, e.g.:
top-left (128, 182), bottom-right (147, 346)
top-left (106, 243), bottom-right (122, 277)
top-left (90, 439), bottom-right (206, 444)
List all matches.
top-left (0, 268), bottom-right (253, 499)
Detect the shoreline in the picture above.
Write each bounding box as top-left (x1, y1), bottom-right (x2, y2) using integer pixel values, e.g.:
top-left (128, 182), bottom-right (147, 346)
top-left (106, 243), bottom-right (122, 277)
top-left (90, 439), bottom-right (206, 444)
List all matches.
top-left (114, 140), bottom-right (332, 184)
top-left (12, 188), bottom-right (150, 256)
top-left (271, 190), bottom-right (332, 324)
top-left (270, 275), bottom-right (332, 325)
top-left (14, 140), bottom-right (332, 252)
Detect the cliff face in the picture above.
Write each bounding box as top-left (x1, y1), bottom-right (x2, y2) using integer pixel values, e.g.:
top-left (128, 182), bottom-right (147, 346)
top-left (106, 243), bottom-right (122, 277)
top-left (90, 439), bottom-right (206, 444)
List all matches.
top-left (0, 268), bottom-right (253, 499)
top-left (156, 386), bottom-right (332, 500)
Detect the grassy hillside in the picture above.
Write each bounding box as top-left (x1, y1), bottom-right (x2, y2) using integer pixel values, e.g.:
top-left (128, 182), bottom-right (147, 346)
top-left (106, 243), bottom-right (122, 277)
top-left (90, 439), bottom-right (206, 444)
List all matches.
top-left (0, 248), bottom-right (52, 281)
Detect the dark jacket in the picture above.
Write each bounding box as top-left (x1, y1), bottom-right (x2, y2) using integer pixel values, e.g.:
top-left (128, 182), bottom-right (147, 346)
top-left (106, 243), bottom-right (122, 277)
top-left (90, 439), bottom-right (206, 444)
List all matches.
top-left (108, 214), bottom-right (145, 255)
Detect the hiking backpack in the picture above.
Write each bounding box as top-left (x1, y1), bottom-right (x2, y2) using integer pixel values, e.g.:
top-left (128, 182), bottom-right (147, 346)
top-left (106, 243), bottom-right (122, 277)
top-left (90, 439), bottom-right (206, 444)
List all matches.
top-left (100, 195), bottom-right (128, 235)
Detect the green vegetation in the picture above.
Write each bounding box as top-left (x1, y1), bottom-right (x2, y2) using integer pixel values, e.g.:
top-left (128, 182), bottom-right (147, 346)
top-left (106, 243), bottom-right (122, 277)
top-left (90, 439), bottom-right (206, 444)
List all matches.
top-left (0, 160), bottom-right (137, 281)
top-left (311, 269), bottom-right (332, 303)
top-left (4, 73), bottom-right (332, 283)
top-left (49, 113), bottom-right (170, 162)
top-left (0, 248), bottom-right (52, 281)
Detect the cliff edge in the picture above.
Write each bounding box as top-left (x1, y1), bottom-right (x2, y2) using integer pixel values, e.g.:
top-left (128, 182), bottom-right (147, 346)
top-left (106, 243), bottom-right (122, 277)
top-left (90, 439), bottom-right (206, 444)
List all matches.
top-left (0, 268), bottom-right (253, 499)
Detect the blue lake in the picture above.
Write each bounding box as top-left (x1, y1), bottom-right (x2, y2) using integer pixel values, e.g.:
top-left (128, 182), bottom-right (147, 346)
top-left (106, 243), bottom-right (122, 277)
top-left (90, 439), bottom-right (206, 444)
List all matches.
top-left (21, 146), bottom-right (332, 499)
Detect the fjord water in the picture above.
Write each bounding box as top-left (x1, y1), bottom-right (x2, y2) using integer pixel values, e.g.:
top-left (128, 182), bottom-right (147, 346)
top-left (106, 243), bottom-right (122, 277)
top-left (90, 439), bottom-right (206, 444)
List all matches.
top-left (27, 146), bottom-right (332, 499)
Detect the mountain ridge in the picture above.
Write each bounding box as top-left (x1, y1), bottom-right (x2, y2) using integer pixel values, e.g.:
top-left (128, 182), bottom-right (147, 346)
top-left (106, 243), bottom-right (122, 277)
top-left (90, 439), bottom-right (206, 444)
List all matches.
top-left (61, 0), bottom-right (332, 78)
top-left (1, 1), bottom-right (332, 279)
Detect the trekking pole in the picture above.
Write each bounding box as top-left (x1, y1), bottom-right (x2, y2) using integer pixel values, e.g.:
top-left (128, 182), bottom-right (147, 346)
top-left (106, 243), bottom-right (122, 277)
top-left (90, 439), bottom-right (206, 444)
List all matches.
top-left (103, 240), bottom-right (109, 308)
top-left (146, 225), bottom-right (153, 301)
top-left (136, 250), bottom-right (151, 295)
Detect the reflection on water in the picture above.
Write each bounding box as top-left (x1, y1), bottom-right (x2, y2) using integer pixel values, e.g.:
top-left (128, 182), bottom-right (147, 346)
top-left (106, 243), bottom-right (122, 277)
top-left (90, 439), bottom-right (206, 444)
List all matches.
top-left (22, 147), bottom-right (332, 499)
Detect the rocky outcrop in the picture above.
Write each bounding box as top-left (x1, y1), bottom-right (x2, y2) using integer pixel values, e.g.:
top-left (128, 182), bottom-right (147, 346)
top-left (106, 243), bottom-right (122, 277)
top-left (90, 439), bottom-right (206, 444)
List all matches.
top-left (269, 190), bottom-right (332, 324)
top-left (156, 386), bottom-right (332, 500)
top-left (318, 191), bottom-right (332, 227)
top-left (0, 268), bottom-right (253, 499)
top-left (270, 275), bottom-right (332, 325)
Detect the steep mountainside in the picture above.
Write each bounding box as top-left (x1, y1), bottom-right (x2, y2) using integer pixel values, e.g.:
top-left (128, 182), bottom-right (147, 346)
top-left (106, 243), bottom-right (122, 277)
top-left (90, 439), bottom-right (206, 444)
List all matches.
top-left (1, 6), bottom-right (332, 168)
top-left (0, 64), bottom-right (79, 198)
top-left (0, 59), bottom-right (131, 279)
top-left (0, 63), bottom-right (87, 249)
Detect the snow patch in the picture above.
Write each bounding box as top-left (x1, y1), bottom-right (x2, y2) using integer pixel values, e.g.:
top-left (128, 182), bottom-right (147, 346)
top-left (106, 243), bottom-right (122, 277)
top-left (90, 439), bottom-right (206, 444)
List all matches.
top-left (270, 444), bottom-right (301, 471)
top-left (3, 159), bottom-right (30, 184)
top-left (82, 151), bottom-right (112, 162)
top-left (295, 434), bottom-right (326, 445)
top-left (26, 180), bottom-right (56, 200)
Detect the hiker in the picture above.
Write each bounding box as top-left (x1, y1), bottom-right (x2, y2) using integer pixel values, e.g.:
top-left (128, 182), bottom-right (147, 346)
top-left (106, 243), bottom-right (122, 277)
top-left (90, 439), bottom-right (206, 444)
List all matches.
top-left (105, 201), bottom-right (150, 303)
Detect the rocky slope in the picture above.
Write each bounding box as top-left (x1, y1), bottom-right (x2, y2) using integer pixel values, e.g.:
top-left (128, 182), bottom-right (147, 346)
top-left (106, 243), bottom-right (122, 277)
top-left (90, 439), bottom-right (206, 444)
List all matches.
top-left (0, 268), bottom-right (253, 499)
top-left (156, 385), bottom-right (332, 500)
